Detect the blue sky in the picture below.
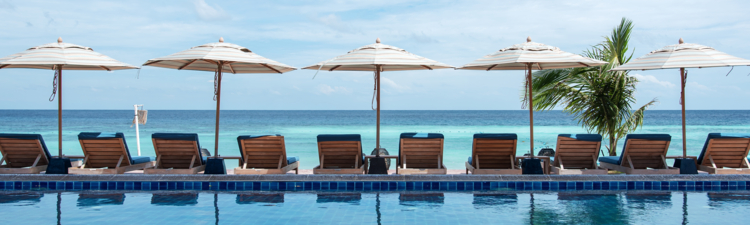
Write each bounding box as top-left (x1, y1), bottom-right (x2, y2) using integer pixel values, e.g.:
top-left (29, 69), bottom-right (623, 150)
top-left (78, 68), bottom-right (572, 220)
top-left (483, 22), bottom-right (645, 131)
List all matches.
top-left (1, 0), bottom-right (749, 110)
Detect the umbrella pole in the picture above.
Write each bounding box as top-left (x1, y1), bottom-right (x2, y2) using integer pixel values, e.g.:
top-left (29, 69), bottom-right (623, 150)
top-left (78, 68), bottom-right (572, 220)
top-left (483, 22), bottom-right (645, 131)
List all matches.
top-left (527, 63), bottom-right (534, 157)
top-left (376, 65), bottom-right (381, 151)
top-left (680, 68), bottom-right (686, 158)
top-left (214, 62), bottom-right (223, 158)
top-left (57, 66), bottom-right (63, 158)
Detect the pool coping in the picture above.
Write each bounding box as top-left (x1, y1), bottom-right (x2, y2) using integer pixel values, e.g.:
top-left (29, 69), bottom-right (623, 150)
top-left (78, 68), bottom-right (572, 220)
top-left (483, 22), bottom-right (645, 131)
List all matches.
top-left (2, 174), bottom-right (750, 182)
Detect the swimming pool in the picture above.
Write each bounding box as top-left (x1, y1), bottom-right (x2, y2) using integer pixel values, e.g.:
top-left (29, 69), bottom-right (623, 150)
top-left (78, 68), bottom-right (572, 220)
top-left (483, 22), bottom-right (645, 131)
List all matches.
top-left (0, 190), bottom-right (748, 224)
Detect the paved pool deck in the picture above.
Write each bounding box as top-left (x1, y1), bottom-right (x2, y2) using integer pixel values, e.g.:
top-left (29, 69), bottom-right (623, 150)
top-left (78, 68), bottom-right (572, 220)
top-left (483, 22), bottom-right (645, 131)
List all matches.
top-left (1, 171), bottom-right (748, 182)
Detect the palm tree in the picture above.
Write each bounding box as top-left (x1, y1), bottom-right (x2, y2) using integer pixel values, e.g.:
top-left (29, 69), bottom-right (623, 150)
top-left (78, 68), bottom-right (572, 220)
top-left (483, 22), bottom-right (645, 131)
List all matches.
top-left (530, 18), bottom-right (656, 156)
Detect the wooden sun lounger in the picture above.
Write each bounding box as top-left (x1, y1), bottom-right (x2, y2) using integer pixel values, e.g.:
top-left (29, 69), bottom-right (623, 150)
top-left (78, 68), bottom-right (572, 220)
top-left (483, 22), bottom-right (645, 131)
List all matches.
top-left (0, 134), bottom-right (51, 174)
top-left (70, 132), bottom-right (155, 174)
top-left (599, 134), bottom-right (679, 174)
top-left (144, 133), bottom-right (206, 174)
top-left (550, 134), bottom-right (607, 175)
top-left (465, 134), bottom-right (521, 174)
top-left (313, 134), bottom-right (366, 174)
top-left (234, 135), bottom-right (299, 174)
top-left (397, 133), bottom-right (446, 175)
top-left (697, 133), bottom-right (750, 174)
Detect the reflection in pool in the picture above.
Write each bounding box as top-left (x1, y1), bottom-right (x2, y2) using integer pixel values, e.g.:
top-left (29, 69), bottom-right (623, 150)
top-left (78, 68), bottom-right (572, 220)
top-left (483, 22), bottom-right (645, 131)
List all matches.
top-left (0, 191), bottom-right (748, 224)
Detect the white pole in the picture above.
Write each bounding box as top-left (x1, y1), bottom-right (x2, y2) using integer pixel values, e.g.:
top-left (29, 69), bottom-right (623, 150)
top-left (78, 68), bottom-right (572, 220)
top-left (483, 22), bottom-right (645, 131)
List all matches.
top-left (134, 104), bottom-right (142, 156)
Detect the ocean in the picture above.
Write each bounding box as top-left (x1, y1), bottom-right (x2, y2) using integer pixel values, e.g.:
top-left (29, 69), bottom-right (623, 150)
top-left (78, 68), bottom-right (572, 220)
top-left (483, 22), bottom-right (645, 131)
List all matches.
top-left (1, 110), bottom-right (748, 169)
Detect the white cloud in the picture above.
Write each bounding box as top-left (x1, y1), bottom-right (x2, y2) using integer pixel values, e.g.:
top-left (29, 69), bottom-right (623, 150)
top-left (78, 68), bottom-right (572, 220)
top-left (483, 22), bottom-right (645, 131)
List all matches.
top-left (632, 74), bottom-right (675, 88)
top-left (688, 81), bottom-right (712, 91)
top-left (381, 77), bottom-right (408, 90)
top-left (318, 84), bottom-right (351, 95)
top-left (193, 0), bottom-right (231, 21)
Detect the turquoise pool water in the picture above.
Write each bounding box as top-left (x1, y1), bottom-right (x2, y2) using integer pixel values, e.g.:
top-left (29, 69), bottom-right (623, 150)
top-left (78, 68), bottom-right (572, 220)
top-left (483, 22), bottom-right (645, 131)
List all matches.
top-left (0, 191), bottom-right (747, 224)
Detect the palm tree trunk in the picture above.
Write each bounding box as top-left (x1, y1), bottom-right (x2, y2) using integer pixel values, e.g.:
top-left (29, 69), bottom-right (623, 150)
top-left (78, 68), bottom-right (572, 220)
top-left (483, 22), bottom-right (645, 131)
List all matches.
top-left (609, 136), bottom-right (617, 156)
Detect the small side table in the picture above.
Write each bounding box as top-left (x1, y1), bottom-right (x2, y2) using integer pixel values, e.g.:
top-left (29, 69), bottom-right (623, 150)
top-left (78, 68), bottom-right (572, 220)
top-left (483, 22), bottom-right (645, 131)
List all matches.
top-left (365, 155), bottom-right (398, 174)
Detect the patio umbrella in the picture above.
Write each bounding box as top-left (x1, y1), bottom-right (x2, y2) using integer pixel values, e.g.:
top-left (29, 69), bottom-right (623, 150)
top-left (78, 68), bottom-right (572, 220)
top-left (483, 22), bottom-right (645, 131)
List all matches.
top-left (611, 38), bottom-right (750, 162)
top-left (0, 37), bottom-right (138, 165)
top-left (143, 37), bottom-right (296, 172)
top-left (302, 38), bottom-right (453, 155)
top-left (458, 37), bottom-right (606, 158)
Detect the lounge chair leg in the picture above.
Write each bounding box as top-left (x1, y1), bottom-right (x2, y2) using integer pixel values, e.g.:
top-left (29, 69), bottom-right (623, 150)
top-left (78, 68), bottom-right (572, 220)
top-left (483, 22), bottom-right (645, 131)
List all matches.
top-left (31, 154), bottom-right (42, 168)
top-left (466, 169), bottom-right (468, 174)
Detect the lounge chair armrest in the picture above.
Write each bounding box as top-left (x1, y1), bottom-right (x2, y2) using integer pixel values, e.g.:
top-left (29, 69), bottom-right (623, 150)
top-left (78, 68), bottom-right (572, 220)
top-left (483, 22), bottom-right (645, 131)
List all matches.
top-left (665, 155), bottom-right (697, 159)
top-left (364, 155), bottom-right (398, 159)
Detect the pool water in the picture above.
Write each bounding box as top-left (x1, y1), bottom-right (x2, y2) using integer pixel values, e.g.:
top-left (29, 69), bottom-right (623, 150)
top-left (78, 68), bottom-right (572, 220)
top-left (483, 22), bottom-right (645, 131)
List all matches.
top-left (1, 191), bottom-right (748, 224)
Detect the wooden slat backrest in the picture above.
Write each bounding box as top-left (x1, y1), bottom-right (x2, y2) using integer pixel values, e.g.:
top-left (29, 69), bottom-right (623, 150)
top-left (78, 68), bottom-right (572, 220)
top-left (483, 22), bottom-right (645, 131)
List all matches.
top-left (79, 138), bottom-right (132, 168)
top-left (152, 138), bottom-right (202, 169)
top-left (621, 139), bottom-right (670, 169)
top-left (399, 138), bottom-right (443, 169)
top-left (240, 136), bottom-right (287, 169)
top-left (472, 138), bottom-right (517, 169)
top-left (317, 141), bottom-right (361, 169)
top-left (0, 138), bottom-right (49, 168)
top-left (553, 137), bottom-right (601, 169)
top-left (702, 138), bottom-right (750, 168)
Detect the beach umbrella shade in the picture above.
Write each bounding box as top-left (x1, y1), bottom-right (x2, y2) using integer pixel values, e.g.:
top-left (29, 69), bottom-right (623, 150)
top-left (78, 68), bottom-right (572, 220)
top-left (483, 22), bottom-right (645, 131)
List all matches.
top-left (302, 38), bottom-right (453, 153)
top-left (612, 38), bottom-right (750, 159)
top-left (0, 37), bottom-right (138, 159)
top-left (143, 37), bottom-right (296, 160)
top-left (458, 37), bottom-right (607, 157)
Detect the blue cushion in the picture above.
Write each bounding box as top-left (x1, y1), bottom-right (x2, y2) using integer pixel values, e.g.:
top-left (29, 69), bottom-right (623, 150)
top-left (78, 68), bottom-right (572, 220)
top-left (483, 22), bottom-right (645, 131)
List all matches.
top-left (468, 156), bottom-right (472, 165)
top-left (78, 132), bottom-right (148, 165)
top-left (287, 156), bottom-right (299, 164)
top-left (598, 156), bottom-right (620, 165)
top-left (474, 133), bottom-right (517, 140)
top-left (131, 156), bottom-right (153, 165)
top-left (399, 133), bottom-right (444, 165)
top-left (558, 134), bottom-right (603, 142)
top-left (0, 133), bottom-right (52, 161)
top-left (698, 133), bottom-right (750, 164)
top-left (151, 133), bottom-right (204, 164)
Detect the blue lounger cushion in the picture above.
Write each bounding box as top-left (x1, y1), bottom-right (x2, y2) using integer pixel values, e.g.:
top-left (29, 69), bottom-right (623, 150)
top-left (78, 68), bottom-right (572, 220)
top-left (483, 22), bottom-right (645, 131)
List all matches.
top-left (399, 133), bottom-right (444, 165)
top-left (0, 133), bottom-right (53, 161)
top-left (316, 134), bottom-right (365, 165)
top-left (697, 133), bottom-right (750, 165)
top-left (78, 132), bottom-right (152, 165)
top-left (473, 133), bottom-right (517, 140)
top-left (287, 156), bottom-right (299, 164)
top-left (558, 134), bottom-right (603, 142)
top-left (151, 133), bottom-right (204, 164)
top-left (598, 134), bottom-right (671, 165)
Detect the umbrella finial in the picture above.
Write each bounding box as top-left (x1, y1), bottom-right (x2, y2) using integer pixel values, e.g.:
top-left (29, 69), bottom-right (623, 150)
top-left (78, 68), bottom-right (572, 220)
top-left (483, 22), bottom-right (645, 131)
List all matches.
top-left (57, 37), bottom-right (62, 43)
top-left (376, 38), bottom-right (381, 43)
top-left (527, 36), bottom-right (531, 42)
top-left (219, 37), bottom-right (224, 43)
top-left (679, 38), bottom-right (684, 44)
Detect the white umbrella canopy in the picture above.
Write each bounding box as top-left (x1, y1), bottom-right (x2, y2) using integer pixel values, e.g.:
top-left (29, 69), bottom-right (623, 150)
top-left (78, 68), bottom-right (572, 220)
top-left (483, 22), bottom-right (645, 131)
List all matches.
top-left (143, 37), bottom-right (295, 74)
top-left (612, 38), bottom-right (750, 159)
top-left (143, 37), bottom-right (296, 160)
top-left (303, 38), bottom-right (453, 152)
top-left (459, 37), bottom-right (607, 159)
top-left (0, 37), bottom-right (138, 158)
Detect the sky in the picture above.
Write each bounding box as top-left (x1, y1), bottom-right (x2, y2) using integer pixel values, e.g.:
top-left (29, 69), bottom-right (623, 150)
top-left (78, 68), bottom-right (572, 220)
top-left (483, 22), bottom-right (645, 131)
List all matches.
top-left (1, 0), bottom-right (749, 110)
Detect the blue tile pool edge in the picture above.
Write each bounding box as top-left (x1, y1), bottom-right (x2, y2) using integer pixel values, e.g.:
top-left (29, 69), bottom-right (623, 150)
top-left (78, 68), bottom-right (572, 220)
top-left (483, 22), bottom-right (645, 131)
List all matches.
top-left (1, 180), bottom-right (747, 192)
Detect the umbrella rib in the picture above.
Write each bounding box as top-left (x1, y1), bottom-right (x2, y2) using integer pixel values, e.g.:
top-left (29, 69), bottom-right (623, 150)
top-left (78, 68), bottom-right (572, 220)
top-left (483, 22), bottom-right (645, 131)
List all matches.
top-left (329, 65), bottom-right (341, 72)
top-left (486, 64), bottom-right (497, 71)
top-left (421, 65), bottom-right (433, 70)
top-left (99, 66), bottom-right (111, 71)
top-left (578, 62), bottom-right (590, 67)
top-left (261, 63), bottom-right (282, 74)
top-left (179, 59), bottom-right (198, 70)
top-left (143, 60), bottom-right (162, 66)
top-left (0, 64), bottom-right (8, 69)
top-left (228, 63), bottom-right (236, 74)
top-left (203, 59), bottom-right (218, 65)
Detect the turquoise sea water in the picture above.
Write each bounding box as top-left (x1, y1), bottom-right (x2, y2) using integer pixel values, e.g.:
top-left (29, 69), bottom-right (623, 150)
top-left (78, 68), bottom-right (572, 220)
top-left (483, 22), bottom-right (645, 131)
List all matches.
top-left (1, 110), bottom-right (748, 169)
